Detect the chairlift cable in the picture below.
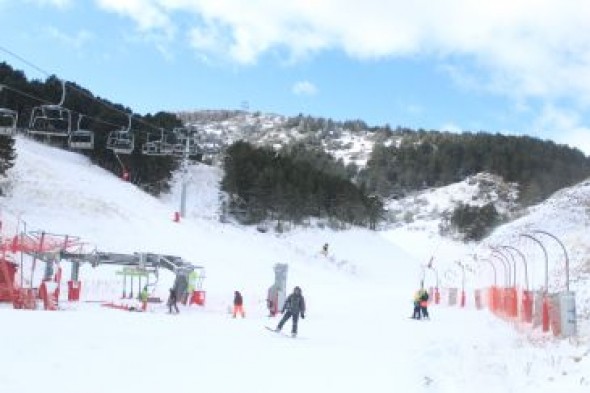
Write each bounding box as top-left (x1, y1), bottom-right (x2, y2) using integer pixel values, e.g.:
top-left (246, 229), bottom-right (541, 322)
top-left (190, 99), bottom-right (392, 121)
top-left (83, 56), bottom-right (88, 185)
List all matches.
top-left (1, 83), bottom-right (125, 130)
top-left (0, 45), bottom-right (164, 133)
top-left (1, 47), bottom-right (199, 157)
top-left (0, 45), bottom-right (49, 80)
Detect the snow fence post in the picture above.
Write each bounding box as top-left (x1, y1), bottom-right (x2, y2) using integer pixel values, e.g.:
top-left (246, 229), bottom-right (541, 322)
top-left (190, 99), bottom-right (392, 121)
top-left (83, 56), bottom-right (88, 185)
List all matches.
top-left (67, 280), bottom-right (81, 301)
top-left (542, 294), bottom-right (550, 332)
top-left (522, 290), bottom-right (533, 323)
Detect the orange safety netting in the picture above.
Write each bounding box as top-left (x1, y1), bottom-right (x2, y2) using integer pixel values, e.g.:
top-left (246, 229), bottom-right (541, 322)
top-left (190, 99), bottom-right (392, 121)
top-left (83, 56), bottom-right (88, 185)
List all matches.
top-left (0, 234), bottom-right (82, 254)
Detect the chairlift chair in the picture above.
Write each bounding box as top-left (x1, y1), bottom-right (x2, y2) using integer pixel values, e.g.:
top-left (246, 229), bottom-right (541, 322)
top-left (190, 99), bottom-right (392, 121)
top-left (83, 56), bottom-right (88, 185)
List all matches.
top-left (28, 79), bottom-right (71, 137)
top-left (68, 115), bottom-right (95, 150)
top-left (106, 129), bottom-right (134, 154)
top-left (106, 113), bottom-right (134, 154)
top-left (142, 140), bottom-right (159, 155)
top-left (28, 104), bottom-right (72, 136)
top-left (0, 108), bottom-right (18, 136)
top-left (142, 129), bottom-right (176, 156)
top-left (171, 128), bottom-right (199, 157)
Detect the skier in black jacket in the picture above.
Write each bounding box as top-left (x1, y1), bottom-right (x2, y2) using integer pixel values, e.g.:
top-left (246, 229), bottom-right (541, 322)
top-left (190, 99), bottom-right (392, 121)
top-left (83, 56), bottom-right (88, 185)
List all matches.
top-left (275, 286), bottom-right (306, 337)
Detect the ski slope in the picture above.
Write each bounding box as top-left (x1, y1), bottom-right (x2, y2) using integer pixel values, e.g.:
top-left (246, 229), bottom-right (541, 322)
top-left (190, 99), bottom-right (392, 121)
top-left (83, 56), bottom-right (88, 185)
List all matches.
top-left (0, 136), bottom-right (588, 393)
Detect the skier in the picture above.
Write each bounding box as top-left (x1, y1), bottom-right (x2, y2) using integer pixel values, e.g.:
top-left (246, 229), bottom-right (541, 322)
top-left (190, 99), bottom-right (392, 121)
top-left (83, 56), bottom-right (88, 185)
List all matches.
top-left (411, 289), bottom-right (422, 319)
top-left (419, 288), bottom-right (430, 319)
top-left (167, 288), bottom-right (179, 314)
top-left (275, 286), bottom-right (306, 337)
top-left (140, 285), bottom-right (149, 311)
top-left (233, 290), bottom-right (245, 318)
top-left (321, 243), bottom-right (329, 257)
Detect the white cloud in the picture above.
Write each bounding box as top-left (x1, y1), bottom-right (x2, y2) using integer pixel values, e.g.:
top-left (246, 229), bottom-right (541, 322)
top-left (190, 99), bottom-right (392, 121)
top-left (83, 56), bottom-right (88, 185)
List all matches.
top-left (292, 81), bottom-right (317, 96)
top-left (93, 1), bottom-right (590, 107)
top-left (29, 0), bottom-right (71, 8)
top-left (96, 0), bottom-right (175, 40)
top-left (46, 27), bottom-right (94, 49)
top-left (533, 104), bottom-right (590, 155)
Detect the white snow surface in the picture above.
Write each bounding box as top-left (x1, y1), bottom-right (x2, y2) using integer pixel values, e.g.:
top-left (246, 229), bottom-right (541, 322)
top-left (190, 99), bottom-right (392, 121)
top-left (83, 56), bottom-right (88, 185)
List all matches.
top-left (0, 136), bottom-right (589, 393)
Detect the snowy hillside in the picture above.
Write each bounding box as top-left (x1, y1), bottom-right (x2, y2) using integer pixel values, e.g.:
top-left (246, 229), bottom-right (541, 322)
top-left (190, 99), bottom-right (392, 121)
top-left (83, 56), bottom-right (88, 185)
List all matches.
top-left (386, 172), bottom-right (519, 230)
top-left (1, 135), bottom-right (589, 393)
top-left (384, 171), bottom-right (590, 320)
top-left (179, 110), bottom-right (382, 166)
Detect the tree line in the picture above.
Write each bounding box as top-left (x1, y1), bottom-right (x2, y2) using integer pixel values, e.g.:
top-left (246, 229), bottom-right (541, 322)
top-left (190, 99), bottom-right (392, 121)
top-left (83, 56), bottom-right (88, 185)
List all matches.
top-left (221, 141), bottom-right (383, 229)
top-left (358, 130), bottom-right (590, 205)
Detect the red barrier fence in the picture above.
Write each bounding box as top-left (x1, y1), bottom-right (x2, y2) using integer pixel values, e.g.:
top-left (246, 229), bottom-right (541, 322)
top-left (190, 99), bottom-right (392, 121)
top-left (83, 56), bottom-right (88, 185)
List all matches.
top-left (431, 286), bottom-right (576, 338)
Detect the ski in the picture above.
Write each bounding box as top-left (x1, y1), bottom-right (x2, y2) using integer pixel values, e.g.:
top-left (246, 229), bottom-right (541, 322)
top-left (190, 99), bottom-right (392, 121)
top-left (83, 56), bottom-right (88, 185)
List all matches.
top-left (265, 326), bottom-right (297, 338)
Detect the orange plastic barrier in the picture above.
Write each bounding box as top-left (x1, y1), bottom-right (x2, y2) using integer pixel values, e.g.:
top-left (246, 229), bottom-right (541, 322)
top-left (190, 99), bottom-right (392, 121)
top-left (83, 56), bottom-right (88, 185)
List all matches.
top-left (521, 290), bottom-right (533, 323)
top-left (189, 290), bottom-right (206, 306)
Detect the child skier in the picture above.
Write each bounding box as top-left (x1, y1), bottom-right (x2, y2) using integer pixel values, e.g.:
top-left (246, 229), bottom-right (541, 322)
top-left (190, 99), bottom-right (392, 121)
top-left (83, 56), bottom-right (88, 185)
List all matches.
top-left (233, 290), bottom-right (245, 318)
top-left (140, 285), bottom-right (149, 311)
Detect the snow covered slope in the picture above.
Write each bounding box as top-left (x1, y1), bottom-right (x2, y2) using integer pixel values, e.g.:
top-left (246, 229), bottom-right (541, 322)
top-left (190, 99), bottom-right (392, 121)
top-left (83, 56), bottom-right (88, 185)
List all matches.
top-left (1, 136), bottom-right (589, 393)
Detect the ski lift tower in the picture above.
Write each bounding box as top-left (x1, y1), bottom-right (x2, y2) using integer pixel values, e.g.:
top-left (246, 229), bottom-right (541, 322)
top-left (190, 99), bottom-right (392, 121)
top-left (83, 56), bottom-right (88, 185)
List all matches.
top-left (176, 128), bottom-right (200, 219)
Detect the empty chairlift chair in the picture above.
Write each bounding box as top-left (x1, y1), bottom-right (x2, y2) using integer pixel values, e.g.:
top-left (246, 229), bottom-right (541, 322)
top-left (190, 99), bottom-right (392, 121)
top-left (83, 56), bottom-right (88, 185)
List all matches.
top-left (106, 129), bottom-right (134, 155)
top-left (0, 108), bottom-right (18, 136)
top-left (142, 128), bottom-right (174, 156)
top-left (106, 114), bottom-right (134, 154)
top-left (171, 128), bottom-right (200, 158)
top-left (28, 79), bottom-right (72, 137)
top-left (28, 104), bottom-right (72, 137)
top-left (68, 115), bottom-right (94, 150)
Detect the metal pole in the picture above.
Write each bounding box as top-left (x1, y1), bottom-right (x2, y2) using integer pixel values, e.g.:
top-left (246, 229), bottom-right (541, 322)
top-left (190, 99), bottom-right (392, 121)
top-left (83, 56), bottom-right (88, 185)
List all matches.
top-left (500, 245), bottom-right (528, 290)
top-left (520, 233), bottom-right (549, 292)
top-left (491, 253), bottom-right (508, 287)
top-left (180, 137), bottom-right (189, 218)
top-left (430, 266), bottom-right (439, 288)
top-left (532, 230), bottom-right (570, 292)
top-left (180, 178), bottom-right (187, 218)
top-left (481, 258), bottom-right (497, 286)
top-left (19, 219), bottom-right (25, 288)
top-left (456, 261), bottom-right (466, 307)
top-left (491, 247), bottom-right (514, 287)
top-left (494, 246), bottom-right (517, 288)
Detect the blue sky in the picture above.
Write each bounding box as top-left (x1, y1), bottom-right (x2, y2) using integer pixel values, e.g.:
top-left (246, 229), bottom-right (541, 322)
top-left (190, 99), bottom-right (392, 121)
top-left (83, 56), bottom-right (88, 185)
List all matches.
top-left (2, 0), bottom-right (590, 154)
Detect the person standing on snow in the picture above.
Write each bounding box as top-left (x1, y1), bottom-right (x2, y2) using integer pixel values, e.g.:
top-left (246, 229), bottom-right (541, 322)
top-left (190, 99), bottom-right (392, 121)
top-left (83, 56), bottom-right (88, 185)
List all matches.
top-left (140, 286), bottom-right (149, 311)
top-left (275, 286), bottom-right (306, 337)
top-left (411, 289), bottom-right (422, 319)
top-left (321, 243), bottom-right (329, 257)
top-left (167, 288), bottom-right (179, 314)
top-left (419, 288), bottom-right (430, 319)
top-left (233, 290), bottom-right (245, 318)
